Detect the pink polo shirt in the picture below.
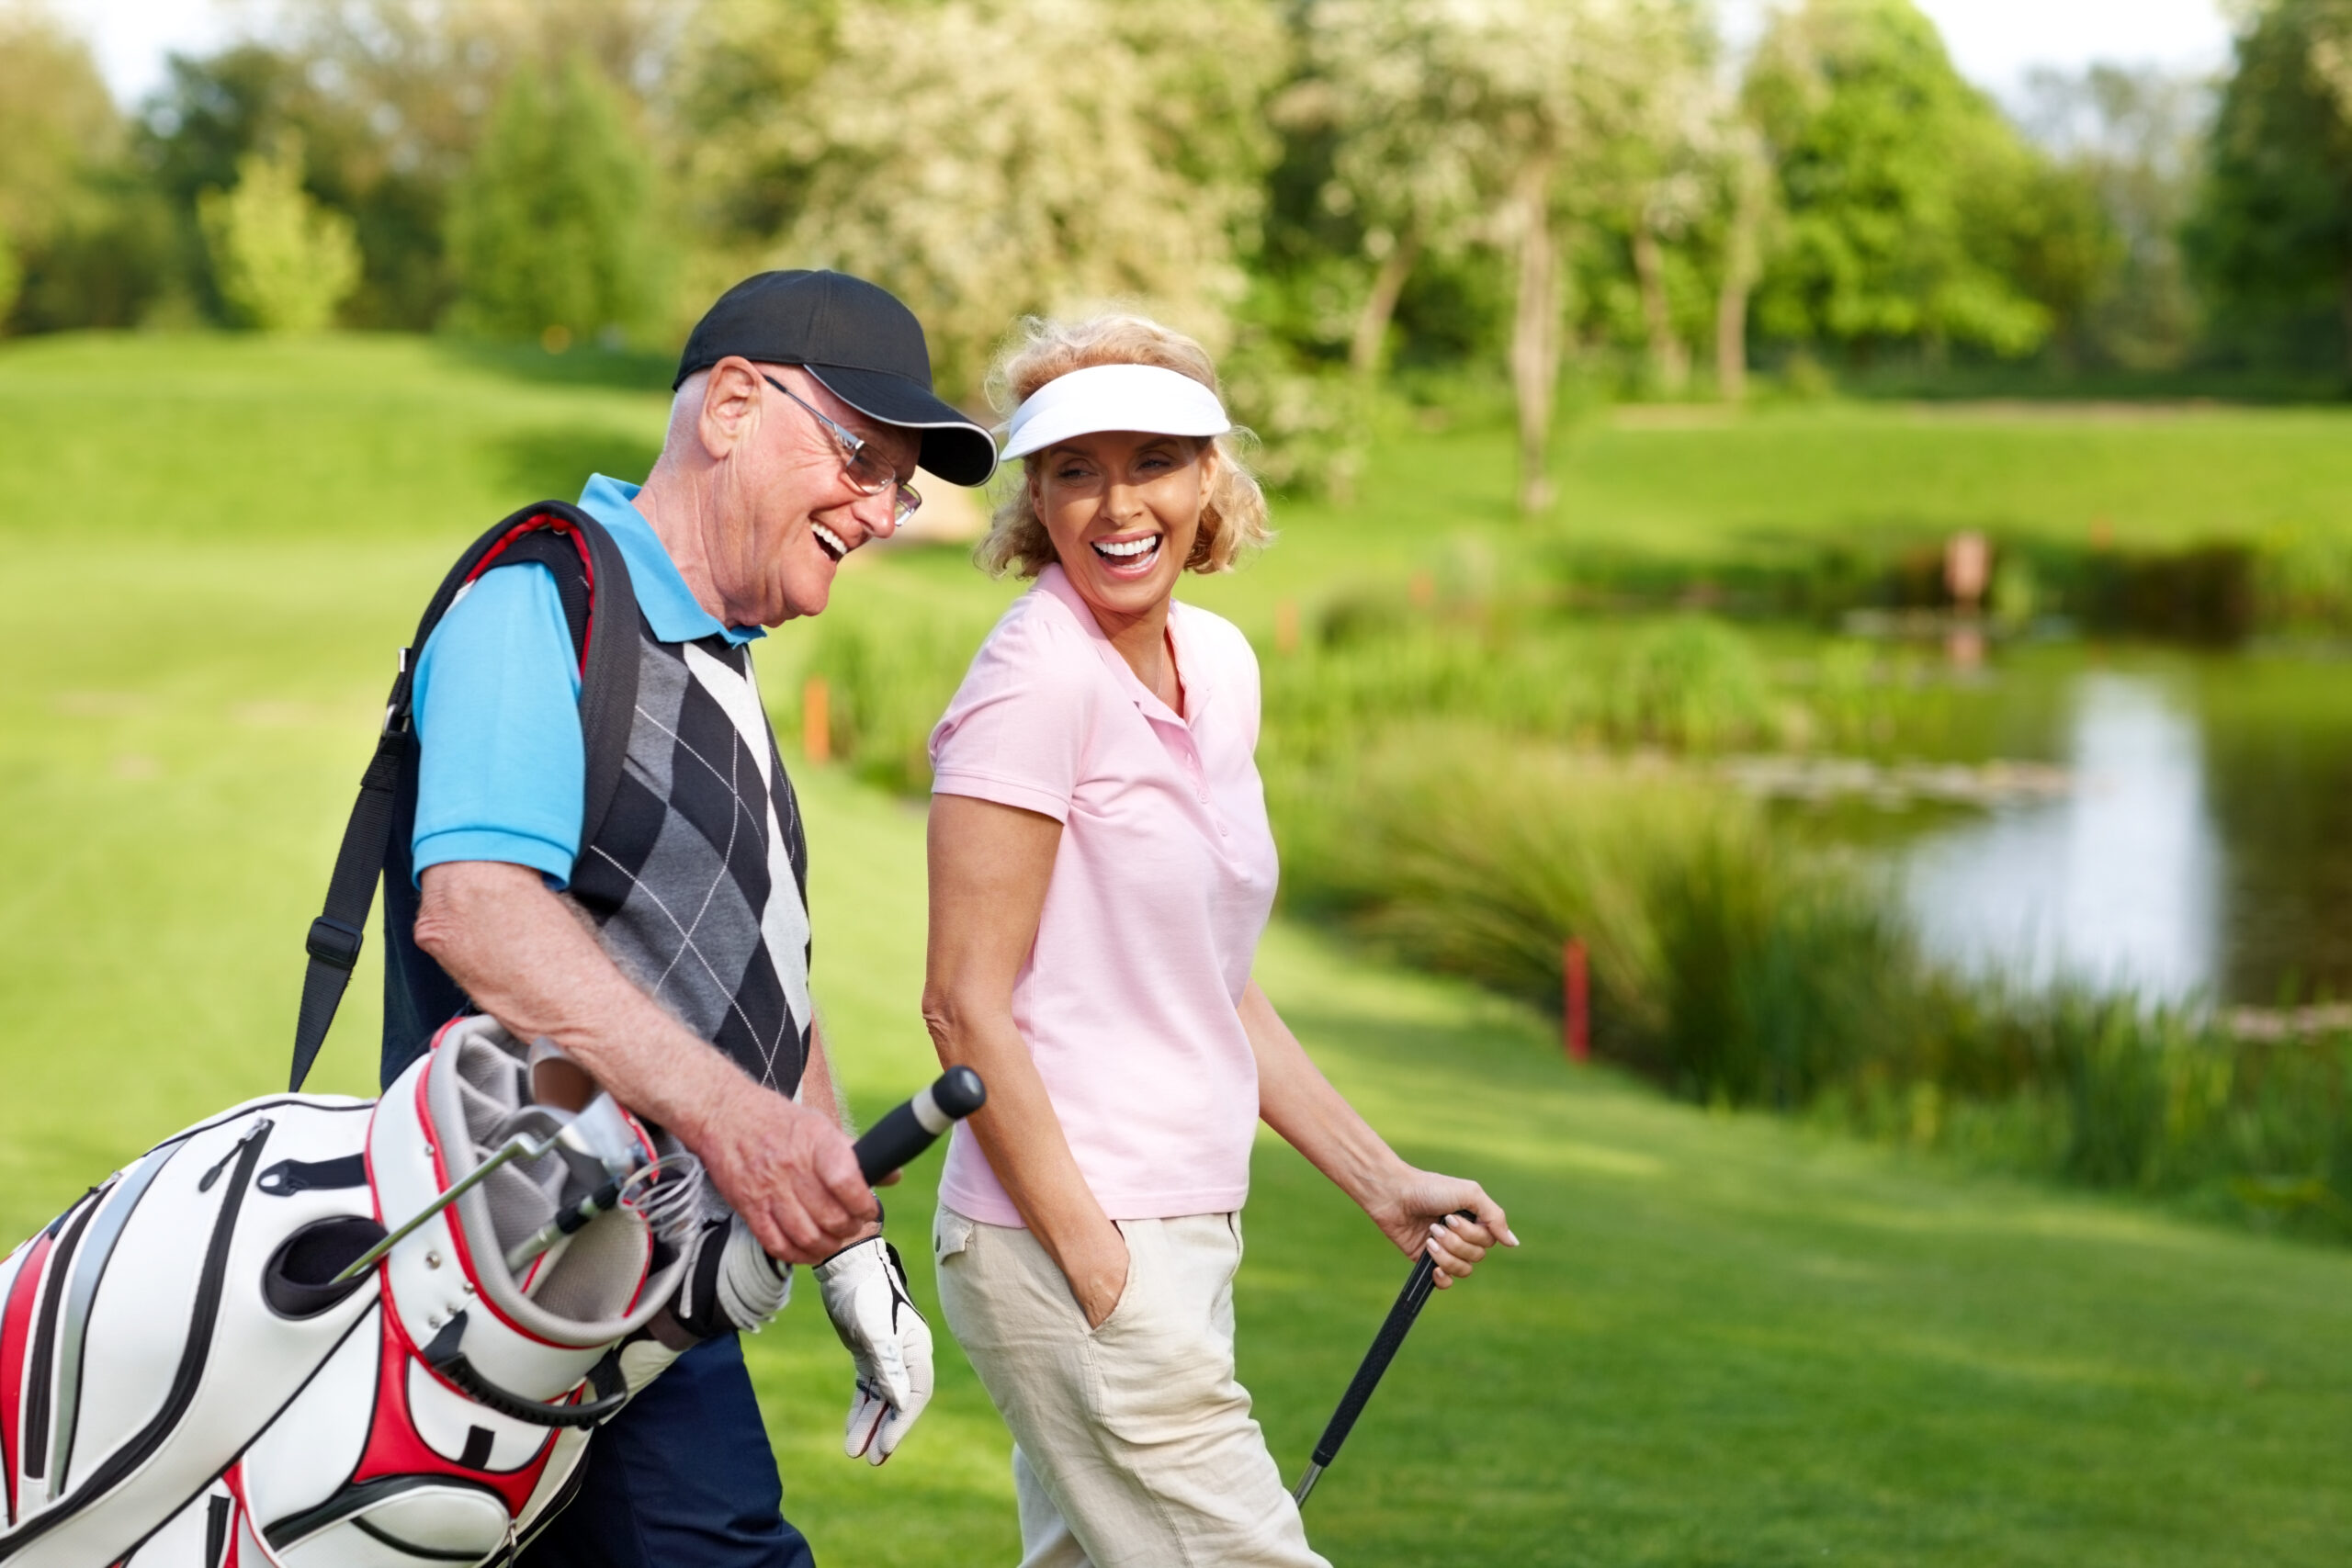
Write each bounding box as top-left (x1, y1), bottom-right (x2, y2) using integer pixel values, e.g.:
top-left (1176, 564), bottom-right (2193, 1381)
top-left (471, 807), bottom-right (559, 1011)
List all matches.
top-left (929, 565), bottom-right (1280, 1226)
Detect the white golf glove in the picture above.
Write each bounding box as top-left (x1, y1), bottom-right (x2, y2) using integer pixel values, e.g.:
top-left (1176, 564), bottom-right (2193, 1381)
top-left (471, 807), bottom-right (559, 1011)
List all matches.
top-left (814, 1235), bottom-right (933, 1465)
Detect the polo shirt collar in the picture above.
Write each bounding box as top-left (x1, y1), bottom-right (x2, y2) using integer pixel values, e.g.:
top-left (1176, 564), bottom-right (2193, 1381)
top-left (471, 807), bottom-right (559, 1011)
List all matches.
top-left (577, 474), bottom-right (763, 648)
top-left (1036, 563), bottom-right (1210, 728)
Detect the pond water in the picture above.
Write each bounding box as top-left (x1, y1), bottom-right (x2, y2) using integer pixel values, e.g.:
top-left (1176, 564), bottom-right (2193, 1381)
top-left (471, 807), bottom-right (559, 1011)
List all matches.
top-left (1793, 645), bottom-right (2352, 1005)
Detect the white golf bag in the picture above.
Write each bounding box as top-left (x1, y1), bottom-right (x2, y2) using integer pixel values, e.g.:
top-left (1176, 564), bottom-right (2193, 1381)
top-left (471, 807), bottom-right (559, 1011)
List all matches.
top-left (0, 1015), bottom-right (778, 1567)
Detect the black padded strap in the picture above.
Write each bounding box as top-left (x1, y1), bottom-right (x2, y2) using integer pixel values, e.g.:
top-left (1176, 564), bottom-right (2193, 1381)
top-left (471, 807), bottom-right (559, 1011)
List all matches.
top-left (289, 502), bottom-right (639, 1090)
top-left (289, 720), bottom-right (405, 1092)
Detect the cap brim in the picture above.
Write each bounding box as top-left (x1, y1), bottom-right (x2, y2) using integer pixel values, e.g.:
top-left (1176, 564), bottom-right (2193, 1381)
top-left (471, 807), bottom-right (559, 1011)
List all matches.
top-left (805, 364), bottom-right (998, 487)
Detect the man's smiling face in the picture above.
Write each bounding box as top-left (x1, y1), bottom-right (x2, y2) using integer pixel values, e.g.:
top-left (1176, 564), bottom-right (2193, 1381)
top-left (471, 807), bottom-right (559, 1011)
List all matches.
top-left (707, 360), bottom-right (921, 626)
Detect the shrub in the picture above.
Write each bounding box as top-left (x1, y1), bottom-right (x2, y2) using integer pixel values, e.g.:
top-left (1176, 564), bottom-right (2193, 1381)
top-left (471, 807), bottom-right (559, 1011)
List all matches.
top-left (1606, 616), bottom-right (1781, 750)
top-left (446, 54), bottom-right (657, 346)
top-left (196, 136), bottom-right (359, 333)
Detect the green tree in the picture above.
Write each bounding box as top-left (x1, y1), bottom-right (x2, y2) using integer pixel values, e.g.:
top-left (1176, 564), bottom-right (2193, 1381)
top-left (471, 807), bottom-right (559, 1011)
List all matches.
top-left (0, 4), bottom-right (125, 328)
top-left (2185, 0), bottom-right (2352, 371)
top-left (446, 51), bottom-right (658, 345)
top-left (686, 0), bottom-right (1285, 400)
top-left (1745, 0), bottom-right (2064, 363)
top-left (1290, 0), bottom-right (1708, 510)
top-left (2020, 65), bottom-right (2204, 370)
top-left (198, 136), bottom-right (361, 331)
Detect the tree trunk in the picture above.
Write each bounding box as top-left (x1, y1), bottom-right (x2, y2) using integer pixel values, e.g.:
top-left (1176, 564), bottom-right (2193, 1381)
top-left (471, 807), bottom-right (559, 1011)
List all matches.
top-left (1715, 139), bottom-right (1766, 403)
top-left (2342, 259), bottom-right (2352, 378)
top-left (1350, 231), bottom-right (1420, 380)
top-left (1631, 216), bottom-right (1689, 392)
top-left (1509, 155), bottom-right (1561, 515)
top-left (1714, 272), bottom-right (1749, 402)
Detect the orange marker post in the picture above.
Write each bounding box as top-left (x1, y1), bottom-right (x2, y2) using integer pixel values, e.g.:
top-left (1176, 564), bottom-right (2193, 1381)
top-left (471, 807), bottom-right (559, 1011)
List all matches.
top-left (803, 675), bottom-right (831, 765)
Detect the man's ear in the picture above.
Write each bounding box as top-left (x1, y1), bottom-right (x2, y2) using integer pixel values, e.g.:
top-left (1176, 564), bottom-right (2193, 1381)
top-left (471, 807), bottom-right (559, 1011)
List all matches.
top-left (698, 357), bottom-right (764, 461)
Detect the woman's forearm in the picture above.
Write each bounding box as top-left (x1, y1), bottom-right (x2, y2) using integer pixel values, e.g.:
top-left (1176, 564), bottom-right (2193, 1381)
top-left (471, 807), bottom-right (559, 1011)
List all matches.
top-left (1244, 978), bottom-right (1517, 1279)
top-left (925, 995), bottom-right (1124, 1297)
top-left (923, 794), bottom-right (1128, 1324)
top-left (1241, 980), bottom-right (1408, 1208)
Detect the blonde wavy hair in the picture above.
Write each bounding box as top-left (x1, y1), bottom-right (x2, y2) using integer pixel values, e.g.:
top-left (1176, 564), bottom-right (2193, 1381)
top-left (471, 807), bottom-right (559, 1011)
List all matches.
top-left (976, 314), bottom-right (1272, 579)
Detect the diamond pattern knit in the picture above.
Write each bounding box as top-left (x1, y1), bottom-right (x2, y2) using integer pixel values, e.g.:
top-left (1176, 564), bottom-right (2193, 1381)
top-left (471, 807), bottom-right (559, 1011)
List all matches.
top-left (567, 622), bottom-right (812, 1097)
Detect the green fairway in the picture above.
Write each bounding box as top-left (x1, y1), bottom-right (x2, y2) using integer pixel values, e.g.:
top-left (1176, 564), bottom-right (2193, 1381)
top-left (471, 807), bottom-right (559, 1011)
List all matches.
top-left (5, 333), bottom-right (2351, 1563)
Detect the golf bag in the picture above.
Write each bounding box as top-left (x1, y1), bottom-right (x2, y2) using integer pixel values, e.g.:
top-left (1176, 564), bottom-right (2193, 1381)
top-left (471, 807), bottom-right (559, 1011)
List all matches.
top-left (0, 1013), bottom-right (775, 1567)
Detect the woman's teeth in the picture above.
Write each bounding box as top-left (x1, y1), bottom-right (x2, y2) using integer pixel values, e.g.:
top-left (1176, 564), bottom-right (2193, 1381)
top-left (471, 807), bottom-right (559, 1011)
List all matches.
top-left (812, 523), bottom-right (849, 561)
top-left (1093, 536), bottom-right (1159, 562)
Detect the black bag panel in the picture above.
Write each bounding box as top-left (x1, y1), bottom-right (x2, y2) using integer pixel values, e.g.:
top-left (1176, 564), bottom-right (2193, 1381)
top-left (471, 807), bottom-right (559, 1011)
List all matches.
top-left (291, 501), bottom-right (640, 1093)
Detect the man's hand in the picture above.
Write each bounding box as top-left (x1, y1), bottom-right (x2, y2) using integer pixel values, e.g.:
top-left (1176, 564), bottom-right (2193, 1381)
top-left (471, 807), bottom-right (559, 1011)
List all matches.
top-left (1366, 1168), bottom-right (1518, 1289)
top-left (414, 861), bottom-right (877, 1262)
top-left (815, 1237), bottom-right (934, 1464)
top-left (688, 1086), bottom-right (876, 1264)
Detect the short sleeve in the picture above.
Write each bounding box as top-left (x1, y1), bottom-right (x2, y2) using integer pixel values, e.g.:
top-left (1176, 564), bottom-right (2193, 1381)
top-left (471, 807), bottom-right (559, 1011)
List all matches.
top-left (928, 597), bottom-right (1100, 823)
top-left (411, 564), bottom-right (585, 887)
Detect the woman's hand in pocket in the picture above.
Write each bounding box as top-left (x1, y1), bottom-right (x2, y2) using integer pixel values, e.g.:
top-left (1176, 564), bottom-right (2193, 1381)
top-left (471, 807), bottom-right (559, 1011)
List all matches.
top-left (1063, 1220), bottom-right (1131, 1329)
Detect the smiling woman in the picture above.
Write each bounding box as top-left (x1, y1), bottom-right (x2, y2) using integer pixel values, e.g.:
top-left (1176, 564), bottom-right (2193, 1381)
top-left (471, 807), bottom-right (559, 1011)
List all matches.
top-left (921, 317), bottom-right (1514, 1567)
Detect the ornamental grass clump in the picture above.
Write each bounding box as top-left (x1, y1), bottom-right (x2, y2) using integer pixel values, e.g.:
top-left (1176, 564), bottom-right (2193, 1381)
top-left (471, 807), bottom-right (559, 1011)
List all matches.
top-left (1266, 725), bottom-right (1918, 1105)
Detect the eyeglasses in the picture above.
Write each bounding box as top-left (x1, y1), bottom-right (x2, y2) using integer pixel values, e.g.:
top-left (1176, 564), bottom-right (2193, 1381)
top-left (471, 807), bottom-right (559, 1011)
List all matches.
top-left (761, 374), bottom-right (922, 525)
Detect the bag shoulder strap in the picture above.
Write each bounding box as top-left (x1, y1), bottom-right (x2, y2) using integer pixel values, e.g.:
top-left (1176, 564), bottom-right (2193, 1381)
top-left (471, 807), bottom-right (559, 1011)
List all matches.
top-left (289, 501), bottom-right (640, 1091)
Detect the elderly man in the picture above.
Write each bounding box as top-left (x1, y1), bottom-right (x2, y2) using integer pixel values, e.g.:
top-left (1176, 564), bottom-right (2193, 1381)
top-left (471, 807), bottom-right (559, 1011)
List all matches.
top-left (398, 272), bottom-right (993, 1563)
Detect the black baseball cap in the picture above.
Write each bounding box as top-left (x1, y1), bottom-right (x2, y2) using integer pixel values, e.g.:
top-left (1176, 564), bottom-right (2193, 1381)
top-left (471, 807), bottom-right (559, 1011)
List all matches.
top-left (674, 270), bottom-right (997, 487)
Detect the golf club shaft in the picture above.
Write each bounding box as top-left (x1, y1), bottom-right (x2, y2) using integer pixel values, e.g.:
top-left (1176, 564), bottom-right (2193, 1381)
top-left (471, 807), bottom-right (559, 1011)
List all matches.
top-left (330, 1130), bottom-right (557, 1285)
top-left (1292, 1210), bottom-right (1474, 1508)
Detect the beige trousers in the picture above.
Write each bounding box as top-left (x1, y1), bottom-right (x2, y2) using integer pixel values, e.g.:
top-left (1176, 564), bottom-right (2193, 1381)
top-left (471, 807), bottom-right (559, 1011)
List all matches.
top-left (934, 1205), bottom-right (1330, 1568)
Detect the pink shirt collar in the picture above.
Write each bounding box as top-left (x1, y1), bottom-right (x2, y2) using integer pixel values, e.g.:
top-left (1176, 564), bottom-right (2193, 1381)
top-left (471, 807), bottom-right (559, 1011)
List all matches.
top-left (1035, 562), bottom-right (1213, 728)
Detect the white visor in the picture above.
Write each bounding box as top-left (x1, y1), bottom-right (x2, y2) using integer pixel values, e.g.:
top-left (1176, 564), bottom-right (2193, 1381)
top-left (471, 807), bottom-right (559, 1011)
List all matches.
top-left (1000, 364), bottom-right (1231, 461)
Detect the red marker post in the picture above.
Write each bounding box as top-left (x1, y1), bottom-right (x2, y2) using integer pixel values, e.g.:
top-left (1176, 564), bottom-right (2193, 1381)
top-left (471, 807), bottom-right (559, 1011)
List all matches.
top-left (1563, 938), bottom-right (1589, 1064)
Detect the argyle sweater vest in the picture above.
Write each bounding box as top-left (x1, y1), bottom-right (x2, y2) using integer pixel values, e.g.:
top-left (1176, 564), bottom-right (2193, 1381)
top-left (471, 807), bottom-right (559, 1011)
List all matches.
top-left (564, 620), bottom-right (813, 1098)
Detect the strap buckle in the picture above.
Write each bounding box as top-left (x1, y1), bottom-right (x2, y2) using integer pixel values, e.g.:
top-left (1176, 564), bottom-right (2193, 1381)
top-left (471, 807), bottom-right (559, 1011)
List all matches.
top-left (305, 916), bottom-right (365, 972)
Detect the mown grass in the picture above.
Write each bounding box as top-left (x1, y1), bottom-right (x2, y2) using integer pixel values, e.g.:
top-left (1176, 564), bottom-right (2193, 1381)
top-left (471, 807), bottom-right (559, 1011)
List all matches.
top-left (7, 333), bottom-right (2352, 1562)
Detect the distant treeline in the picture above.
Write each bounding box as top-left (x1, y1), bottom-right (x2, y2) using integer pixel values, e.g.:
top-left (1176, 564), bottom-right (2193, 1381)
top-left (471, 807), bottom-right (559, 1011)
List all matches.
top-left (3, 0), bottom-right (2350, 489)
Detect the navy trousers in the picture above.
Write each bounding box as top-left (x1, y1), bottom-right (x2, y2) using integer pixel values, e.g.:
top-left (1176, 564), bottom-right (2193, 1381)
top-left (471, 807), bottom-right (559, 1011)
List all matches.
top-left (522, 1334), bottom-right (815, 1568)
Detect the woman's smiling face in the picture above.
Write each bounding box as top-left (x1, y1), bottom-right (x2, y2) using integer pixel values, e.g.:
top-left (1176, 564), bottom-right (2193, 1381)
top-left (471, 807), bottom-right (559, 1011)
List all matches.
top-left (1030, 429), bottom-right (1214, 622)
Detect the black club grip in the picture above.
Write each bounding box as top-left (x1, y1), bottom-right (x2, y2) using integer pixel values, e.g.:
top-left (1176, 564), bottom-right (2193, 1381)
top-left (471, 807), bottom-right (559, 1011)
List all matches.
top-left (851, 1066), bottom-right (987, 1185)
top-left (1309, 1256), bottom-right (1439, 1467)
top-left (1307, 1209), bottom-right (1476, 1470)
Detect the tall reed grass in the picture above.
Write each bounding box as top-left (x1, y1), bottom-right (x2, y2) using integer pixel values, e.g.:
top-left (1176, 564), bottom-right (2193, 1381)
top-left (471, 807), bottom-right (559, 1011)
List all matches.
top-left (1271, 724), bottom-right (2352, 1241)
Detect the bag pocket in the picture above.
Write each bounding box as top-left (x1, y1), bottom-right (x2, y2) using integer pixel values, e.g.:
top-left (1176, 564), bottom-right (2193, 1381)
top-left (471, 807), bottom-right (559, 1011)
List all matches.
top-left (266, 1476), bottom-right (514, 1566)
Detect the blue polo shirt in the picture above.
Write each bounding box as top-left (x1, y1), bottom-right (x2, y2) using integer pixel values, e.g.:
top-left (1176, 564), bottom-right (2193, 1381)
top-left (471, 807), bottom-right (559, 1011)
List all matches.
top-left (411, 475), bottom-right (763, 889)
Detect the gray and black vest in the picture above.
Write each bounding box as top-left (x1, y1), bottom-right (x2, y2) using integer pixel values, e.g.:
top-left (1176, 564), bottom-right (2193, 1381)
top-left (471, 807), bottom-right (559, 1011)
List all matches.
top-left (566, 630), bottom-right (812, 1096)
top-left (289, 502), bottom-right (811, 1100)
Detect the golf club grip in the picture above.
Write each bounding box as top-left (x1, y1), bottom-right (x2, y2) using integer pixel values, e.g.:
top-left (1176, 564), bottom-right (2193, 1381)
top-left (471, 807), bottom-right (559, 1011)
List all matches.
top-left (852, 1066), bottom-right (987, 1185)
top-left (1309, 1254), bottom-right (1441, 1468)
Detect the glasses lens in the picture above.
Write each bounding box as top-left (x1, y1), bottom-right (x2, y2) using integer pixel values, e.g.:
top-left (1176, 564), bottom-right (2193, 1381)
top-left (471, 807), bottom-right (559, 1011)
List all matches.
top-left (893, 484), bottom-right (922, 525)
top-left (842, 447), bottom-right (897, 497)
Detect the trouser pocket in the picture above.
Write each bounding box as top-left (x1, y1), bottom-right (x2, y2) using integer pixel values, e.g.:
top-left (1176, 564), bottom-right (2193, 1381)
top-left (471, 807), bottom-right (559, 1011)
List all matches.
top-left (1080, 1218), bottom-right (1239, 1445)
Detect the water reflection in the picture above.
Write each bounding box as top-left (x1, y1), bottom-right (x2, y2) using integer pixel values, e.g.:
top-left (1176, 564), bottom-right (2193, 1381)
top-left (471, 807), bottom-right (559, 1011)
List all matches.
top-left (1904, 674), bottom-right (2224, 1000)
